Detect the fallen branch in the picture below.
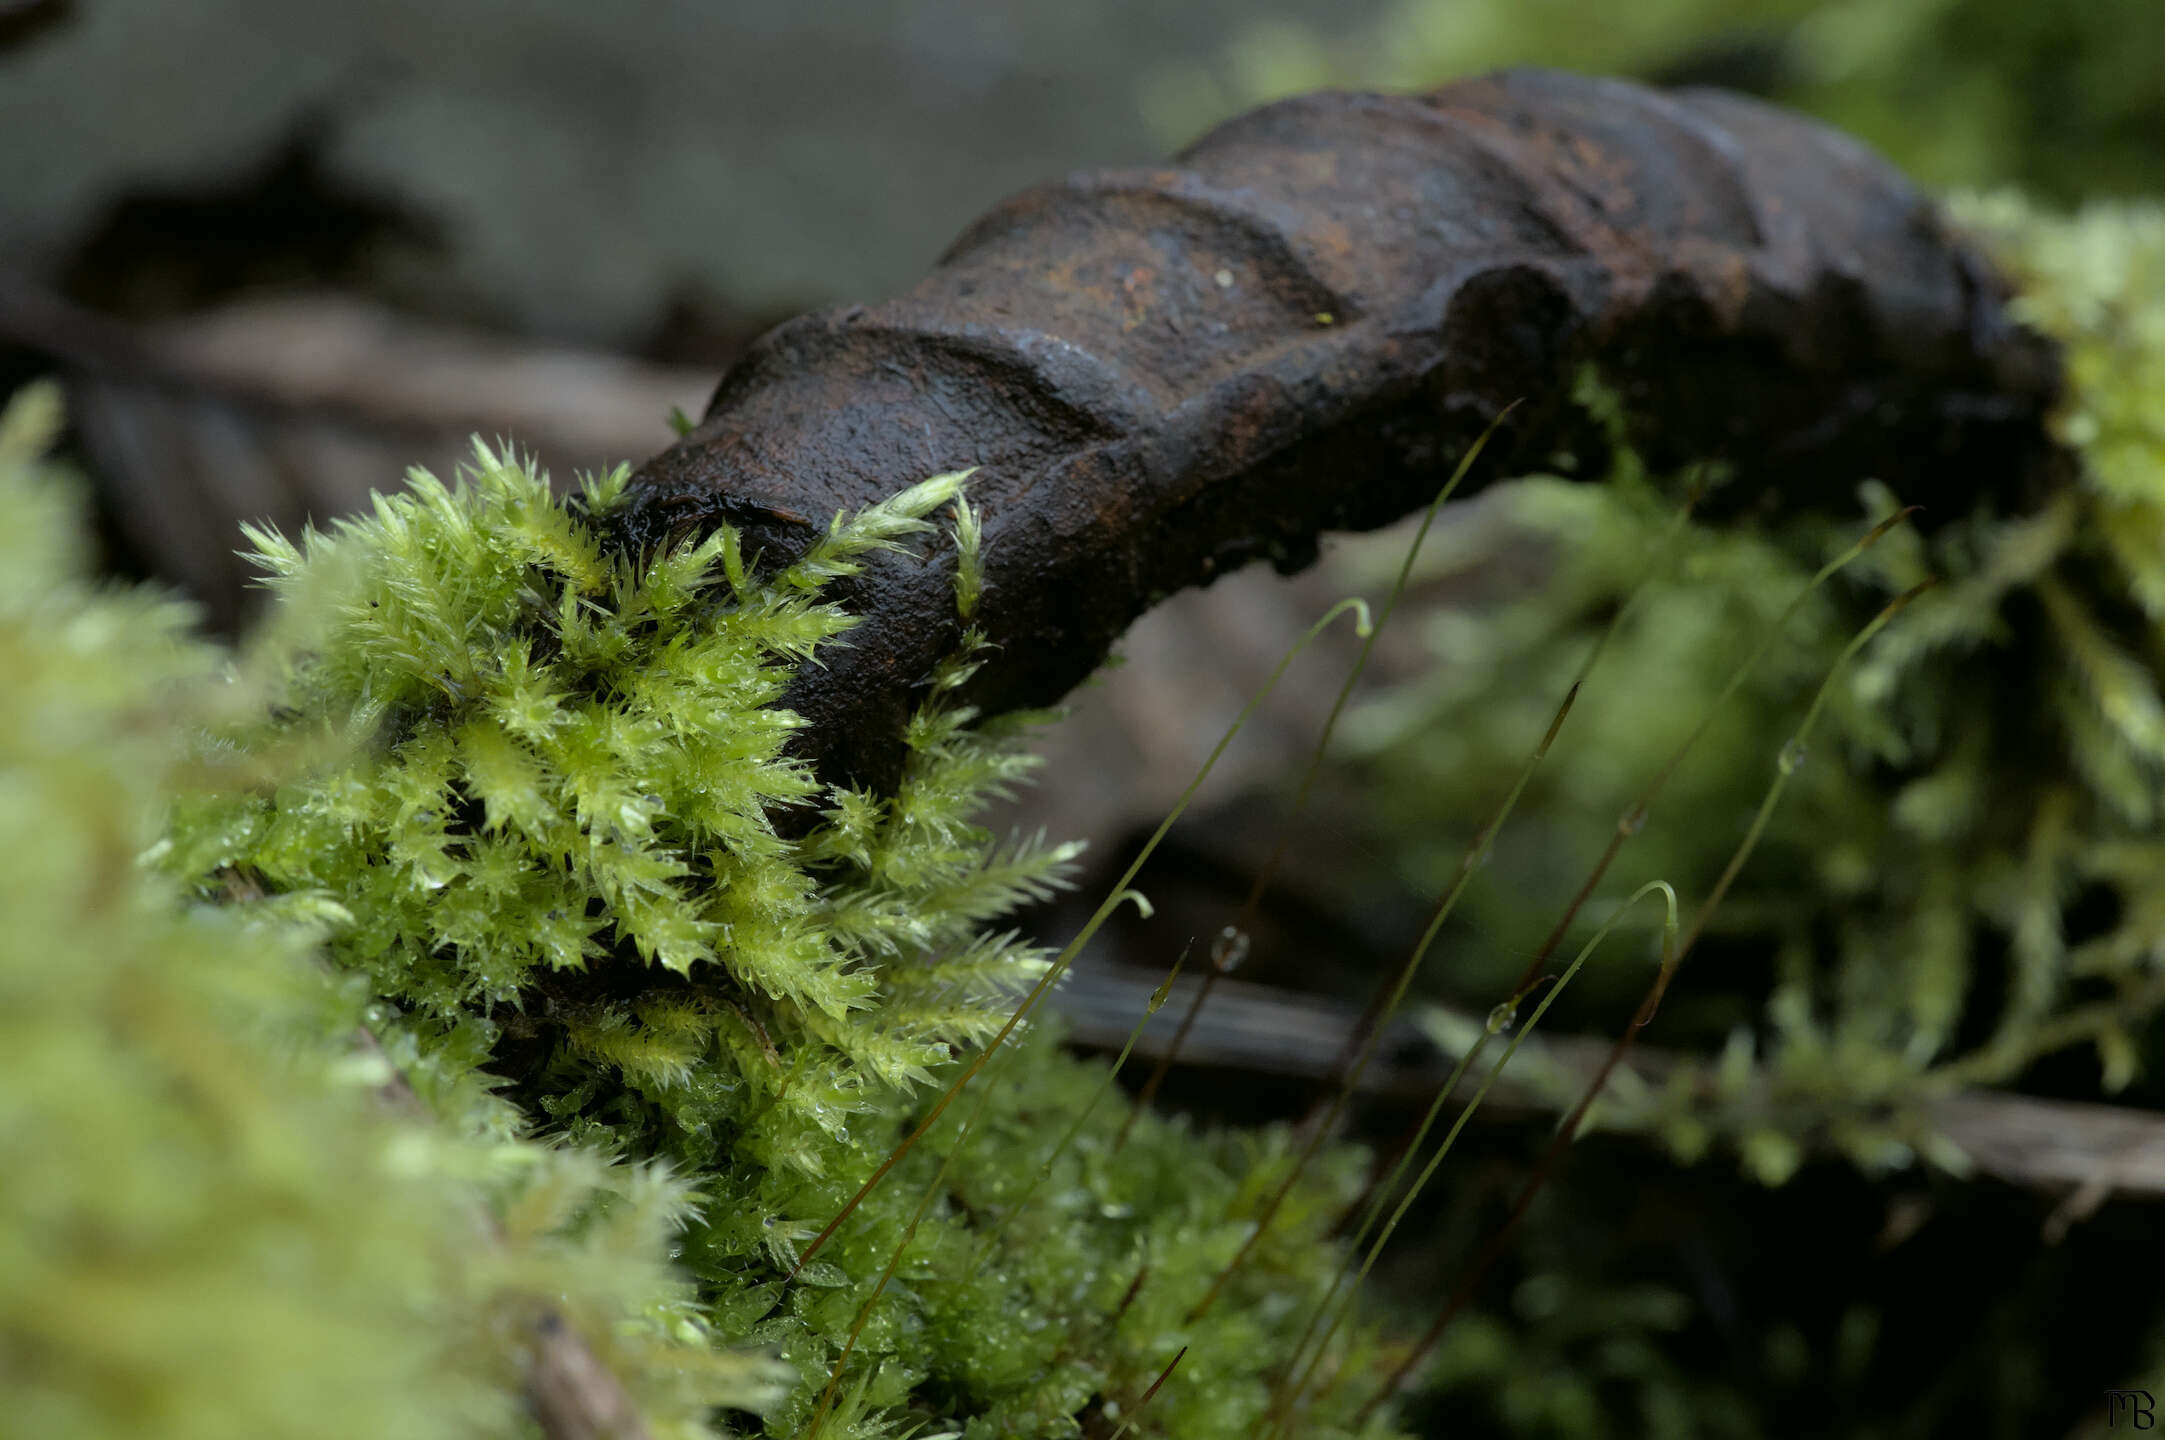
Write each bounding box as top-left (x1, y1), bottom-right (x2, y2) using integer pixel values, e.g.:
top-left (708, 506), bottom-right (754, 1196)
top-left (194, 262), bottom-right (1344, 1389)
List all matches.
top-left (1051, 961), bottom-right (2165, 1203)
top-left (0, 280), bottom-right (709, 465)
top-left (0, 279), bottom-right (711, 629)
top-left (355, 1025), bottom-right (655, 1440)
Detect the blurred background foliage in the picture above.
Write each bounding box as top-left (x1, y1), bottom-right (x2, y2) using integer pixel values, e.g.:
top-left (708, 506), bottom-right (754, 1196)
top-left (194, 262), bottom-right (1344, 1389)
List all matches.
top-left (1143, 0), bottom-right (2165, 203)
top-left (1332, 195), bottom-right (2165, 1181)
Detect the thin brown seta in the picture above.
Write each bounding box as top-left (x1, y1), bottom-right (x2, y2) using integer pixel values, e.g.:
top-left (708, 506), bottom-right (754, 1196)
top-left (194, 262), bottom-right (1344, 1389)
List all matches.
top-left (1106, 1257), bottom-right (1153, 1337)
top-left (974, 941), bottom-right (1191, 1266)
top-left (1108, 1346), bottom-right (1190, 1439)
top-left (1117, 412), bottom-right (1514, 1151)
top-left (806, 887), bottom-right (1154, 1431)
top-left (1358, 573), bottom-right (1936, 1420)
top-left (1669, 575), bottom-right (1937, 965)
top-left (1335, 502), bottom-right (1921, 1266)
top-left (803, 601), bottom-right (1382, 1424)
top-left (1181, 475), bottom-right (1711, 1327)
top-left (787, 596), bottom-right (1373, 1281)
top-left (1266, 983), bottom-right (1540, 1430)
top-left (1268, 882), bottom-right (1678, 1438)
top-left (1502, 504), bottom-right (1921, 998)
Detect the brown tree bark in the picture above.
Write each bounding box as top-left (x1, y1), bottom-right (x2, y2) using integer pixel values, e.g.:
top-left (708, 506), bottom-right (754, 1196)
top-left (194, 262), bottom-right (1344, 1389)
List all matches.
top-left (613, 67), bottom-right (2062, 794)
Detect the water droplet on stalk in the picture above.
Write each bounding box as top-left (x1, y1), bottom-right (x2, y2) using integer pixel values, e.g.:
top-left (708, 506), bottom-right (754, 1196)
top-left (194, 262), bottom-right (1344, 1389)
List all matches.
top-left (1486, 1002), bottom-right (1519, 1035)
top-left (1209, 925), bottom-right (1250, 973)
top-left (1778, 739), bottom-right (1809, 775)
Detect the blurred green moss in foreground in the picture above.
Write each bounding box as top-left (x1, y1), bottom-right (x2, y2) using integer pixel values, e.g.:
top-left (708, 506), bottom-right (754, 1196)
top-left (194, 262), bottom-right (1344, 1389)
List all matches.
top-left (2, 392), bottom-right (1402, 1437)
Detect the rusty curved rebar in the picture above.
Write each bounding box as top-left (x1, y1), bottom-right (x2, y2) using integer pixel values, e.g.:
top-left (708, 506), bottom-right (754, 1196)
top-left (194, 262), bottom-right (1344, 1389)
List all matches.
top-left (614, 67), bottom-right (2060, 792)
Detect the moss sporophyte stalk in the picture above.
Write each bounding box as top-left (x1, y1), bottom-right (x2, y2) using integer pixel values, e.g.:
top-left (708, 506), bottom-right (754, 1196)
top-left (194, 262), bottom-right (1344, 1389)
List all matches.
top-left (5, 193), bottom-right (2163, 1437)
top-left (1331, 198), bottom-right (2165, 1184)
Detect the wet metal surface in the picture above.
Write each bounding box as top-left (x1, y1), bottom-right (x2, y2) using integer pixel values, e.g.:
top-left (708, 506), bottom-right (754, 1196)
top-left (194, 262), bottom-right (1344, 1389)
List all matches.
top-left (617, 68), bottom-right (2063, 794)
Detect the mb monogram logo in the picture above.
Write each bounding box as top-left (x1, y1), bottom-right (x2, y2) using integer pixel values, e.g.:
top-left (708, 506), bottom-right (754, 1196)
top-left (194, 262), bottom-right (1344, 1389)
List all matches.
top-left (2108, 1389), bottom-right (2157, 1429)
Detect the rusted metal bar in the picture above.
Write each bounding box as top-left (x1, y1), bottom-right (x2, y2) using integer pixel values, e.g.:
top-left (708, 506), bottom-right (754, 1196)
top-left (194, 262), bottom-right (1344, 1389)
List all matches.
top-left (615, 67), bottom-right (2061, 793)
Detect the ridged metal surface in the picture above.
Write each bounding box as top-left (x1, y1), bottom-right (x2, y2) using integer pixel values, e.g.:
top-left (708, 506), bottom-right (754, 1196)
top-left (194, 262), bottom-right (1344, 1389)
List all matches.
top-left (618, 68), bottom-right (2062, 793)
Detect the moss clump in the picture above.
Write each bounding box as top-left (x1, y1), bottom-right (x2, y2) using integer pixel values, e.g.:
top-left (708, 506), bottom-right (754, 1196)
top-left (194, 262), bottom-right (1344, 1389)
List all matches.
top-left (1250, 194), bottom-right (2165, 1440)
top-left (1335, 198), bottom-right (2165, 1175)
top-left (152, 440), bottom-right (1406, 1436)
top-left (166, 453), bottom-right (1073, 1176)
top-left (0, 384), bottom-right (783, 1440)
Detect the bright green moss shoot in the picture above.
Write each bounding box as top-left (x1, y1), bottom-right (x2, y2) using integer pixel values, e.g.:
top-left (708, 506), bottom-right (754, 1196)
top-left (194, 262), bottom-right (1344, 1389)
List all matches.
top-left (148, 441), bottom-right (1409, 1437)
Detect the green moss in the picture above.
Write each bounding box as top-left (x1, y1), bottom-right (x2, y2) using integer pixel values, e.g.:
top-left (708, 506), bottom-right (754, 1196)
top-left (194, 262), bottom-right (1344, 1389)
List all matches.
top-left (1332, 199), bottom-right (2165, 1174)
top-left (1235, 194), bottom-right (2165, 1437)
top-left (167, 452), bottom-right (1068, 1162)
top-left (143, 438), bottom-right (1404, 1437)
top-left (0, 385), bottom-right (782, 1440)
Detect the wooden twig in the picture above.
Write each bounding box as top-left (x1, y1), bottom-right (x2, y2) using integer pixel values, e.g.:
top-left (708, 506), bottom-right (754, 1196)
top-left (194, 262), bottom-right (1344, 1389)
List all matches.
top-left (522, 1307), bottom-right (656, 1440)
top-left (0, 275), bottom-right (714, 630)
top-left (352, 1027), bottom-right (654, 1440)
top-left (1052, 961), bottom-right (2165, 1201)
top-left (0, 278), bottom-right (709, 462)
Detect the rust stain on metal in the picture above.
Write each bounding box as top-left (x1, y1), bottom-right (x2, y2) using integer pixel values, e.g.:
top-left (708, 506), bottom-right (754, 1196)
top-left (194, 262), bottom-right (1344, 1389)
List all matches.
top-left (613, 68), bottom-right (2062, 795)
